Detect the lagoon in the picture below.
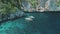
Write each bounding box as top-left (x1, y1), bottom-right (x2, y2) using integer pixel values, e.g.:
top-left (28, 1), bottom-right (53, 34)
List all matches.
top-left (0, 12), bottom-right (60, 34)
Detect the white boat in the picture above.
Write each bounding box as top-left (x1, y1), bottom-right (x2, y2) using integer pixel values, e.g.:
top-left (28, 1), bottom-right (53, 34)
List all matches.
top-left (25, 16), bottom-right (35, 21)
top-left (25, 18), bottom-right (33, 21)
top-left (29, 16), bottom-right (35, 19)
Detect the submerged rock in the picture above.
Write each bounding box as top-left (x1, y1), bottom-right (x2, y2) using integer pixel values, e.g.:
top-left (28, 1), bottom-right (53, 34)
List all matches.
top-left (8, 14), bottom-right (16, 19)
top-left (16, 10), bottom-right (25, 17)
top-left (0, 10), bottom-right (25, 22)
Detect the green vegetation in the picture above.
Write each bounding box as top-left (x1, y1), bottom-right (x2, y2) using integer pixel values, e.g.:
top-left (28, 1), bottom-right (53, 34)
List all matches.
top-left (56, 2), bottom-right (60, 5)
top-left (0, 0), bottom-right (22, 15)
top-left (0, 0), bottom-right (38, 14)
top-left (26, 0), bottom-right (37, 8)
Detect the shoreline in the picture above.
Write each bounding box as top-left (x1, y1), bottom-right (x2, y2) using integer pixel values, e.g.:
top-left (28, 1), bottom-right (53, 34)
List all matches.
top-left (0, 15), bottom-right (25, 24)
top-left (0, 11), bottom-right (60, 23)
top-left (24, 11), bottom-right (60, 13)
top-left (0, 10), bottom-right (26, 23)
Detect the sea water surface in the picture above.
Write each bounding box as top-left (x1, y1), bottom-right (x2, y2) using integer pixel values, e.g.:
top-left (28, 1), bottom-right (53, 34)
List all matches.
top-left (0, 12), bottom-right (60, 34)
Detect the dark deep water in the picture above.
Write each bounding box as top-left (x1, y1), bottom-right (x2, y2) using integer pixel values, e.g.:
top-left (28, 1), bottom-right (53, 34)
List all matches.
top-left (0, 12), bottom-right (60, 34)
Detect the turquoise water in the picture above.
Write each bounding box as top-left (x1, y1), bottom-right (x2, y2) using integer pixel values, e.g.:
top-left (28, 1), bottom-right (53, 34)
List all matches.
top-left (0, 13), bottom-right (60, 34)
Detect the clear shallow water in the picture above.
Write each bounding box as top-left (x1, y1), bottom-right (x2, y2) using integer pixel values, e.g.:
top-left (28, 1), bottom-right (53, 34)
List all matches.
top-left (0, 13), bottom-right (60, 34)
